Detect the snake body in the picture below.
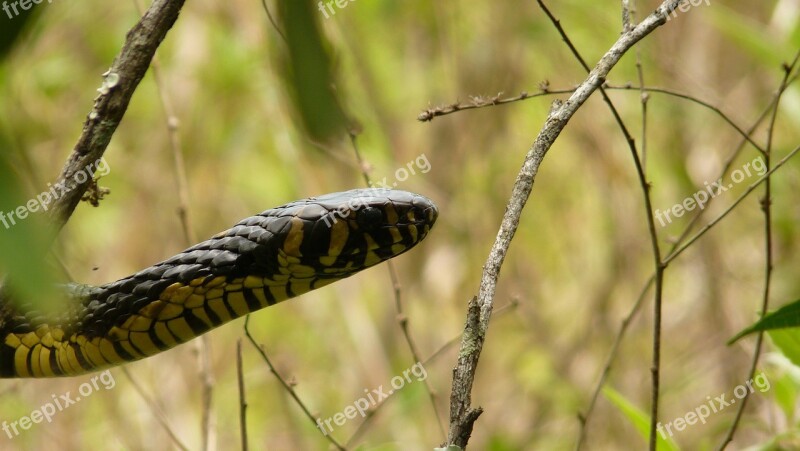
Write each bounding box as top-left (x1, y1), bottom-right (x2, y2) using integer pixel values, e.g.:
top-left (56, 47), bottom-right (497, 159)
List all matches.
top-left (0, 189), bottom-right (437, 378)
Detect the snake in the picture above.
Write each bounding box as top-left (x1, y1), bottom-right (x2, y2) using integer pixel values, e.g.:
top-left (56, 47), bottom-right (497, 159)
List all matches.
top-left (0, 189), bottom-right (437, 378)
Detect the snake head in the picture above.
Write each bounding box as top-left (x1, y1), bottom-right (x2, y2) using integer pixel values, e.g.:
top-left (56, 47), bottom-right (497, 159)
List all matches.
top-left (267, 188), bottom-right (438, 279)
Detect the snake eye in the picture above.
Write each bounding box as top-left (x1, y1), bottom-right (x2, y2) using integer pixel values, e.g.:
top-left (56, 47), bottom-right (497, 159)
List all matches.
top-left (356, 207), bottom-right (383, 231)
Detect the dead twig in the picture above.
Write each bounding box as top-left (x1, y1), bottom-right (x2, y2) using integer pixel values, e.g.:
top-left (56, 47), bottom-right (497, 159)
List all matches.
top-left (440, 2), bottom-right (684, 447)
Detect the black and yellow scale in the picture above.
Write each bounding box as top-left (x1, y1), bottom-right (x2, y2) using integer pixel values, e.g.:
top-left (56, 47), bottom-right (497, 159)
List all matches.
top-left (0, 189), bottom-right (437, 378)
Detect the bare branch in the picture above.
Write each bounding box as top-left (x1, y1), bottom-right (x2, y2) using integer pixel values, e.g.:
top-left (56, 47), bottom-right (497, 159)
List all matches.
top-left (442, 1), bottom-right (683, 447)
top-left (45, 0), bottom-right (186, 230)
top-left (243, 315), bottom-right (346, 451)
top-left (716, 51), bottom-right (800, 449)
top-left (121, 367), bottom-right (191, 451)
top-left (237, 340), bottom-right (249, 451)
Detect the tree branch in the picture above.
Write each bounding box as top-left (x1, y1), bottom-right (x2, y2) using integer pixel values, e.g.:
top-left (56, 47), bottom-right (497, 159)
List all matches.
top-left (45, 0), bottom-right (186, 230)
top-left (442, 1), bottom-right (682, 447)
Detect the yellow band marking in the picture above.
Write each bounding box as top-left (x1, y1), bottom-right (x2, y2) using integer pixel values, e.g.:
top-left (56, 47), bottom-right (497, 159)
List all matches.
top-left (5, 333), bottom-right (21, 348)
top-left (207, 298), bottom-right (233, 323)
top-left (167, 318), bottom-right (197, 342)
top-left (98, 338), bottom-right (124, 365)
top-left (191, 307), bottom-right (214, 328)
top-left (206, 288), bottom-right (224, 300)
top-left (153, 322), bottom-right (179, 348)
top-left (283, 217), bottom-right (305, 256)
top-left (243, 275), bottom-right (263, 289)
top-left (20, 332), bottom-right (39, 349)
top-left (205, 276), bottom-right (227, 288)
top-left (166, 284), bottom-right (194, 304)
top-left (124, 315), bottom-right (153, 332)
top-left (249, 288), bottom-right (269, 308)
top-left (14, 345), bottom-right (30, 377)
top-left (185, 294), bottom-right (206, 309)
top-left (118, 340), bottom-right (143, 361)
top-left (29, 344), bottom-right (43, 377)
top-left (81, 338), bottom-right (108, 368)
top-left (384, 203), bottom-right (399, 224)
top-left (225, 291), bottom-right (250, 317)
top-left (38, 346), bottom-right (56, 377)
top-left (129, 332), bottom-right (160, 356)
top-left (155, 303), bottom-right (185, 321)
top-left (65, 342), bottom-right (83, 374)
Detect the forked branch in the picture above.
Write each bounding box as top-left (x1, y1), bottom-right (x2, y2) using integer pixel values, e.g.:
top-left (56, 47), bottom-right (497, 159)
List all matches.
top-left (441, 1), bottom-right (682, 447)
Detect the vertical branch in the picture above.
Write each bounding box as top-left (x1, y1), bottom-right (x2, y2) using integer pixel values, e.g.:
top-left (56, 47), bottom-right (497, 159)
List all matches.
top-left (535, 1), bottom-right (671, 449)
top-left (444, 4), bottom-right (681, 447)
top-left (577, 77), bottom-right (790, 447)
top-left (347, 133), bottom-right (446, 439)
top-left (237, 340), bottom-right (249, 451)
top-left (716, 52), bottom-right (800, 450)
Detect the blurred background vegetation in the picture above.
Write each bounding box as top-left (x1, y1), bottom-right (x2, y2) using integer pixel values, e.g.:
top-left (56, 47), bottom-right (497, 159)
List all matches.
top-left (1, 0), bottom-right (799, 449)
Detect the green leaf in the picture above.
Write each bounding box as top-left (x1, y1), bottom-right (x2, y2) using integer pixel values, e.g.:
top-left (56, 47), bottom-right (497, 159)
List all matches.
top-left (0, 134), bottom-right (60, 314)
top-left (728, 300), bottom-right (800, 344)
top-left (277, 0), bottom-right (349, 143)
top-left (0, 6), bottom-right (39, 60)
top-left (602, 386), bottom-right (681, 451)
top-left (769, 329), bottom-right (800, 369)
top-left (771, 370), bottom-right (797, 424)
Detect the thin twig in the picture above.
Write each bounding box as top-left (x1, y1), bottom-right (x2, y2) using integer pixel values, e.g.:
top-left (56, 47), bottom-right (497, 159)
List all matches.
top-left (121, 367), bottom-right (191, 451)
top-left (237, 340), bottom-right (249, 451)
top-left (716, 51), bottom-right (800, 450)
top-left (630, 0), bottom-right (649, 170)
top-left (442, 2), bottom-right (683, 447)
top-left (622, 0), bottom-right (632, 32)
top-left (346, 132), bottom-right (447, 440)
top-left (344, 409), bottom-right (378, 449)
top-left (534, 1), bottom-right (666, 447)
top-left (663, 144), bottom-right (800, 266)
top-left (260, 0), bottom-right (287, 43)
top-left (575, 276), bottom-right (654, 449)
top-left (243, 315), bottom-right (346, 451)
top-left (577, 67), bottom-right (800, 446)
top-left (417, 89), bottom-right (564, 122)
top-left (418, 85), bottom-right (766, 155)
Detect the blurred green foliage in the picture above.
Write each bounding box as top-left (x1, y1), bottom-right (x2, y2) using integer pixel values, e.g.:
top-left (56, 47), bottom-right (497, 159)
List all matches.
top-left (603, 386), bottom-right (680, 451)
top-left (0, 1), bottom-right (798, 450)
top-left (0, 5), bottom-right (37, 59)
top-left (0, 111), bottom-right (58, 314)
top-left (277, 0), bottom-right (349, 143)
